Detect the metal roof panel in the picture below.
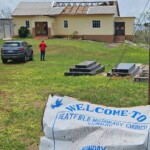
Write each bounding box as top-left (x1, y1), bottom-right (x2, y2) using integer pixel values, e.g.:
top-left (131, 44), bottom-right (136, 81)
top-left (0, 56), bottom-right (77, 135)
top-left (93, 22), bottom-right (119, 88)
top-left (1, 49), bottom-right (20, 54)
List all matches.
top-left (16, 2), bottom-right (52, 9)
top-left (12, 8), bottom-right (49, 16)
top-left (87, 6), bottom-right (116, 14)
top-left (47, 7), bottom-right (64, 15)
top-left (12, 3), bottom-right (64, 16)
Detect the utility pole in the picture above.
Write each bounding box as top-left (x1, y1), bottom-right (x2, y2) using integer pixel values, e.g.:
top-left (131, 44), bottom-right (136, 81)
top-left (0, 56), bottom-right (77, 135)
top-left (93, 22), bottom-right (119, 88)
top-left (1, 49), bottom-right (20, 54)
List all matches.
top-left (148, 13), bottom-right (150, 105)
top-left (144, 22), bottom-right (150, 104)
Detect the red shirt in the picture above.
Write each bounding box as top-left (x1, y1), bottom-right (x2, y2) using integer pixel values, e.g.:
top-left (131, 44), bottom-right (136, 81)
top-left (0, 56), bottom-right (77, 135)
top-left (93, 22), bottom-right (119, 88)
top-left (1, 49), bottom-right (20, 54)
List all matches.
top-left (39, 42), bottom-right (47, 52)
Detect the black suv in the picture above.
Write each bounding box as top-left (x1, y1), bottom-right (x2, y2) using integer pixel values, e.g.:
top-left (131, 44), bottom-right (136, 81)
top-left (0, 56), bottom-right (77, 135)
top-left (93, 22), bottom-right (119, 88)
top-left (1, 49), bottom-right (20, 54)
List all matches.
top-left (1, 41), bottom-right (33, 63)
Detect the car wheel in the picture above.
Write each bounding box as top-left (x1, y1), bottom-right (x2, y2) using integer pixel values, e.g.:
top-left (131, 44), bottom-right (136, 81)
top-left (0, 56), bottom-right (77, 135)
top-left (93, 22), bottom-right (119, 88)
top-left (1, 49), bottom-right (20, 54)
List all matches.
top-left (22, 54), bottom-right (27, 63)
top-left (30, 52), bottom-right (33, 61)
top-left (2, 59), bottom-right (7, 64)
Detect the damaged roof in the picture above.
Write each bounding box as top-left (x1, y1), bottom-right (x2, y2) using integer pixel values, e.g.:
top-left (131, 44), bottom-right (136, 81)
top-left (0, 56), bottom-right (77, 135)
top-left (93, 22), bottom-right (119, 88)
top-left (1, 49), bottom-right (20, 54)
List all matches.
top-left (61, 5), bottom-right (116, 15)
top-left (12, 1), bottom-right (119, 16)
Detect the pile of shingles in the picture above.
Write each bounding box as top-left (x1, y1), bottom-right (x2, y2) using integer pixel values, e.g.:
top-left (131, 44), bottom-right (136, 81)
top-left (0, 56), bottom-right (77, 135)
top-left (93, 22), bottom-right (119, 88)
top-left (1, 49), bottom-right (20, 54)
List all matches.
top-left (107, 63), bottom-right (140, 77)
top-left (134, 65), bottom-right (149, 82)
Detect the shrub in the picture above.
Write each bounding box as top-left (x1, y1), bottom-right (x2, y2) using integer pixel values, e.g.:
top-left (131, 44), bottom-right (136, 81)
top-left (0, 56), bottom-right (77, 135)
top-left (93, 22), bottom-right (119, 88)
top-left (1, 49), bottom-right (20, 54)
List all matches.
top-left (18, 26), bottom-right (29, 38)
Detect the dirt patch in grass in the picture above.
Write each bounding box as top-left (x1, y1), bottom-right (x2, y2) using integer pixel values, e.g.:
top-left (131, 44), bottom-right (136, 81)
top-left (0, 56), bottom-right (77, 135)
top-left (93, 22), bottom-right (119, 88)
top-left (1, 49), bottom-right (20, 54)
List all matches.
top-left (0, 91), bottom-right (8, 99)
top-left (0, 91), bottom-right (9, 100)
top-left (106, 43), bottom-right (121, 48)
top-left (27, 143), bottom-right (39, 150)
top-left (0, 91), bottom-right (12, 112)
top-left (32, 100), bottom-right (46, 110)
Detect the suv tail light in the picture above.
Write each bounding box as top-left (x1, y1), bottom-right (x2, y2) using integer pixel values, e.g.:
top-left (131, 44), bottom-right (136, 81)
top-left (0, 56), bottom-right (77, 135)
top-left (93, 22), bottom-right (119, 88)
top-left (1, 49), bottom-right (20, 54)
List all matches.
top-left (18, 47), bottom-right (24, 50)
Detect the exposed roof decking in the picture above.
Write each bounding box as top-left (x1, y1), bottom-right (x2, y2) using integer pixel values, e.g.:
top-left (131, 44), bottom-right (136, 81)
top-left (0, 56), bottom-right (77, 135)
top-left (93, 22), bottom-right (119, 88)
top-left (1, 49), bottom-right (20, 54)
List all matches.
top-left (62, 6), bottom-right (89, 14)
top-left (61, 6), bottom-right (116, 15)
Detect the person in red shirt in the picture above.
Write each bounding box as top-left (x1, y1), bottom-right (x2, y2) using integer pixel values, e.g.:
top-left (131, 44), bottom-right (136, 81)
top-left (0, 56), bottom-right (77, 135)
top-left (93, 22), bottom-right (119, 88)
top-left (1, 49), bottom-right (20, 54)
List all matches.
top-left (39, 40), bottom-right (47, 61)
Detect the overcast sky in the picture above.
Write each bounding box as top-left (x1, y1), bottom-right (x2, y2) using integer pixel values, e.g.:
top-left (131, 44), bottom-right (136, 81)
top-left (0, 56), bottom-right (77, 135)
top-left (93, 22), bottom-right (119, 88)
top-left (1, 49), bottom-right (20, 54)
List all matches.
top-left (0, 0), bottom-right (149, 18)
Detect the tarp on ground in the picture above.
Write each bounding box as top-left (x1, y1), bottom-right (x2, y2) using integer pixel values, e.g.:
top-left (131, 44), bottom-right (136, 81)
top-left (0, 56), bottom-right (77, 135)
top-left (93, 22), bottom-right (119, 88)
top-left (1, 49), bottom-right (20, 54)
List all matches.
top-left (39, 95), bottom-right (150, 150)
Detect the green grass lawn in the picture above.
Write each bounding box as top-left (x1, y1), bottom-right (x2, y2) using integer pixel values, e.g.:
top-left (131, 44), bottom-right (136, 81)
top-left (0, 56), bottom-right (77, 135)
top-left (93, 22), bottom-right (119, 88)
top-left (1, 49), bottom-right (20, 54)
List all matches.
top-left (0, 38), bottom-right (149, 149)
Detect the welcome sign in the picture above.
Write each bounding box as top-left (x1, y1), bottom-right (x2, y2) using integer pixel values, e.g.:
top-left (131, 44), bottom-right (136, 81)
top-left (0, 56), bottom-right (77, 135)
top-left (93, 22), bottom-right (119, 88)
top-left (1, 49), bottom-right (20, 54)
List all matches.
top-left (39, 95), bottom-right (150, 150)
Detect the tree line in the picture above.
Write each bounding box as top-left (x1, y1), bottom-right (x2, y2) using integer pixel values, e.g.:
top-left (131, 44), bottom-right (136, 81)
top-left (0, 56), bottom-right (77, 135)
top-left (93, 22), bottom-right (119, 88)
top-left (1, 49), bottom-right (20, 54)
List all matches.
top-left (134, 12), bottom-right (150, 44)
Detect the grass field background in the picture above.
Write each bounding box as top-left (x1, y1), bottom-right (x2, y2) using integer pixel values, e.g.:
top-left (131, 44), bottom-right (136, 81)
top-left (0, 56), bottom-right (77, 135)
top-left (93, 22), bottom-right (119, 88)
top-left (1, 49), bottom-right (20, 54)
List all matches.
top-left (0, 38), bottom-right (149, 149)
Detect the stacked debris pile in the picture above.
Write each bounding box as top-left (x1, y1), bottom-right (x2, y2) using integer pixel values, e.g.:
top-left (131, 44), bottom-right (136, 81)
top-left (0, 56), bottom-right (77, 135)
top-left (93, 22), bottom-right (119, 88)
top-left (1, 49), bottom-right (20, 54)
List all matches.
top-left (64, 60), bottom-right (105, 76)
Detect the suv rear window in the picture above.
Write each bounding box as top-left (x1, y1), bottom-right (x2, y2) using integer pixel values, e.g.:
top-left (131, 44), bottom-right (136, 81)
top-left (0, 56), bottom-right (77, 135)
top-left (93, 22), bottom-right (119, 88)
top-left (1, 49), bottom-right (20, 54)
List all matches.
top-left (3, 42), bottom-right (20, 47)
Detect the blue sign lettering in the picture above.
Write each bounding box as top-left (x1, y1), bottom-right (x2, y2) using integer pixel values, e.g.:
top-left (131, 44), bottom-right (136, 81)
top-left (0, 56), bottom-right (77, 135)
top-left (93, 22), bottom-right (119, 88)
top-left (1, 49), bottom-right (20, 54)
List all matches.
top-left (76, 104), bottom-right (85, 111)
top-left (131, 111), bottom-right (147, 122)
top-left (65, 104), bottom-right (147, 122)
top-left (86, 104), bottom-right (94, 112)
top-left (126, 124), bottom-right (147, 130)
top-left (82, 145), bottom-right (106, 150)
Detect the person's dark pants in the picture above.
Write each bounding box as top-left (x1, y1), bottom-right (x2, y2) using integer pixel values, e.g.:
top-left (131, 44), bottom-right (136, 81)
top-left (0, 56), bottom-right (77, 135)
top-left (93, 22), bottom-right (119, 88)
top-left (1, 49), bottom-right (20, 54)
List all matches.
top-left (40, 51), bottom-right (45, 61)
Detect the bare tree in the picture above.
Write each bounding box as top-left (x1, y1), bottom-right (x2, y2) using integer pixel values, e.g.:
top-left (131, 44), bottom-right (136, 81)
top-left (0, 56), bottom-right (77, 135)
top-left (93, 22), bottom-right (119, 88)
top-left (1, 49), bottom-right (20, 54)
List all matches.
top-left (0, 7), bottom-right (12, 18)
